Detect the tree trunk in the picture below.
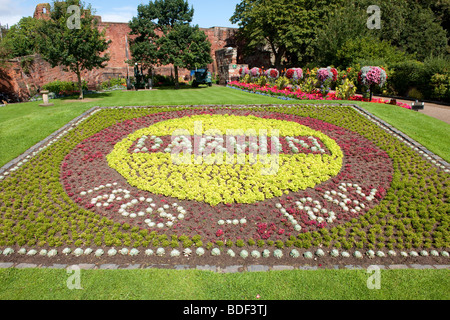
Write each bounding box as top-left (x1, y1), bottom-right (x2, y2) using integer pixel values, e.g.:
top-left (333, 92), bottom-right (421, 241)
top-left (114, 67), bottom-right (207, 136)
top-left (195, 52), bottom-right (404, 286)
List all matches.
top-left (174, 65), bottom-right (179, 89)
top-left (76, 65), bottom-right (83, 100)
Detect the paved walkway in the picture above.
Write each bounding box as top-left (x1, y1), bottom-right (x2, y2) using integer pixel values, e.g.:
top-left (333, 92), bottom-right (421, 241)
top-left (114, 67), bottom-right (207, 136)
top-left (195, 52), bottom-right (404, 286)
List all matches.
top-left (372, 95), bottom-right (450, 125)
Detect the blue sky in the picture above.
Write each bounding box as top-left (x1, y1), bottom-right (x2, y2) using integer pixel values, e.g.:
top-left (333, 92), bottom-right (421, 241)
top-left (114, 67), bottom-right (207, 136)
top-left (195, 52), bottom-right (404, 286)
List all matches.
top-left (0, 0), bottom-right (241, 28)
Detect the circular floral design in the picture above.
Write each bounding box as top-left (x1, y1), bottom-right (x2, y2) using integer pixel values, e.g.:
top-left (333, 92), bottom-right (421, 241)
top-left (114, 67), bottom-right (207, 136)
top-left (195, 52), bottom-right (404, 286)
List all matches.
top-left (60, 108), bottom-right (393, 242)
top-left (107, 115), bottom-right (343, 206)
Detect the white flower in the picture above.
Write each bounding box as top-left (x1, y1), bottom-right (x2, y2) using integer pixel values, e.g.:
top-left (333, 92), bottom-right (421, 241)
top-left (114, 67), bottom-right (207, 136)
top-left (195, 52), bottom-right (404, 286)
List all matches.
top-left (196, 247), bottom-right (205, 256)
top-left (366, 250), bottom-right (375, 258)
top-left (156, 248), bottom-right (165, 256)
top-left (211, 248), bottom-right (221, 256)
top-left (27, 249), bottom-right (37, 256)
top-left (47, 249), bottom-right (58, 257)
top-left (330, 249), bottom-right (339, 257)
top-left (145, 249), bottom-right (154, 256)
top-left (95, 249), bottom-right (104, 257)
top-left (274, 249), bottom-right (283, 259)
top-left (120, 248), bottom-right (129, 255)
top-left (241, 250), bottom-right (250, 258)
top-left (290, 249), bottom-right (300, 258)
top-left (170, 249), bottom-right (181, 257)
top-left (62, 248), bottom-right (71, 255)
top-left (183, 248), bottom-right (192, 257)
top-left (73, 248), bottom-right (83, 257)
top-left (108, 248), bottom-right (117, 256)
top-left (84, 248), bottom-right (93, 255)
top-left (420, 250), bottom-right (428, 257)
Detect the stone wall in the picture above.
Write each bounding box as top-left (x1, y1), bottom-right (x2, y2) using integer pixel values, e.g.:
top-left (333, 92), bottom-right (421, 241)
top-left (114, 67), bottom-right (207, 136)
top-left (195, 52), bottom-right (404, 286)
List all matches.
top-left (215, 47), bottom-right (248, 85)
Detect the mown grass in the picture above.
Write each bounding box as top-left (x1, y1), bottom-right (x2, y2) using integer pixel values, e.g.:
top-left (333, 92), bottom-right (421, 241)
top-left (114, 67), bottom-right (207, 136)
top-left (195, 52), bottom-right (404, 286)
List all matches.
top-left (0, 268), bottom-right (448, 300)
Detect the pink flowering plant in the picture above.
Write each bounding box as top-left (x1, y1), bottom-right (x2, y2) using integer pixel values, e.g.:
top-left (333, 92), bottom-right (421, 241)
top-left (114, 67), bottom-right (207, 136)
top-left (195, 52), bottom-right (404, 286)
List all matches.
top-left (358, 66), bottom-right (387, 87)
top-left (358, 66), bottom-right (388, 101)
top-left (250, 67), bottom-right (262, 78)
top-left (317, 67), bottom-right (338, 83)
top-left (286, 68), bottom-right (303, 83)
top-left (239, 67), bottom-right (250, 78)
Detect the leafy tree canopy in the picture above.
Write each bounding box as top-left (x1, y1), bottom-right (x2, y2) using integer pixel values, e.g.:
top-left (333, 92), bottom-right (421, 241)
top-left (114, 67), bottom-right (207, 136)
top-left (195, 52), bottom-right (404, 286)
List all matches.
top-left (129, 0), bottom-right (212, 89)
top-left (1, 17), bottom-right (42, 58)
top-left (230, 0), bottom-right (346, 67)
top-left (37, 0), bottom-right (111, 99)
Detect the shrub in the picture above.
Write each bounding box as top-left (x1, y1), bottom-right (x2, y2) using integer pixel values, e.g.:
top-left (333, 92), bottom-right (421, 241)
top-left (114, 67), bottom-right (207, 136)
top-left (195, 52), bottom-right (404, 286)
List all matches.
top-left (42, 80), bottom-right (88, 97)
top-left (430, 73), bottom-right (450, 101)
top-left (388, 60), bottom-right (425, 96)
top-left (275, 76), bottom-right (289, 90)
top-left (153, 74), bottom-right (174, 87)
top-left (299, 77), bottom-right (318, 94)
top-left (100, 77), bottom-right (126, 90)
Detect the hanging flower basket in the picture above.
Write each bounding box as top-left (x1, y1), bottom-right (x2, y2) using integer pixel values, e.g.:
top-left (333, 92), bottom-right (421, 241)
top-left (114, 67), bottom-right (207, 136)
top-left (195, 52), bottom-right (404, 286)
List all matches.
top-left (317, 67), bottom-right (338, 82)
top-left (358, 66), bottom-right (388, 101)
top-left (265, 68), bottom-right (280, 80)
top-left (358, 66), bottom-right (387, 88)
top-left (286, 68), bottom-right (303, 81)
top-left (250, 67), bottom-right (262, 78)
top-left (239, 67), bottom-right (250, 78)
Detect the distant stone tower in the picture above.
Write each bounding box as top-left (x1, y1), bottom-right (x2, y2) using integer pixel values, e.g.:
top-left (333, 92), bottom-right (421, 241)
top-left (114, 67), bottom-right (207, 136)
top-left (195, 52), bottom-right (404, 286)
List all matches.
top-left (33, 3), bottom-right (51, 20)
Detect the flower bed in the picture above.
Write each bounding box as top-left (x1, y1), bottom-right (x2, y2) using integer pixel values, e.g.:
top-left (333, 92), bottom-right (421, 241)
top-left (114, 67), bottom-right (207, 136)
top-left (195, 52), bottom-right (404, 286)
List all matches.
top-left (228, 81), bottom-right (411, 109)
top-left (0, 105), bottom-right (448, 266)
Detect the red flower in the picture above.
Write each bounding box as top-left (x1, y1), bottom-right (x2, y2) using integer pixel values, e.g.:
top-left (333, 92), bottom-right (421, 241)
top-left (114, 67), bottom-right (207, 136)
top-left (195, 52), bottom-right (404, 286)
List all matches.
top-left (216, 229), bottom-right (224, 237)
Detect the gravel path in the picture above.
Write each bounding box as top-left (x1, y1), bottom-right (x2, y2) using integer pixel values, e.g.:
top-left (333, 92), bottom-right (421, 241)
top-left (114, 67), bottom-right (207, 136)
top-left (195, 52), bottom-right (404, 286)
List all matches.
top-left (373, 95), bottom-right (450, 125)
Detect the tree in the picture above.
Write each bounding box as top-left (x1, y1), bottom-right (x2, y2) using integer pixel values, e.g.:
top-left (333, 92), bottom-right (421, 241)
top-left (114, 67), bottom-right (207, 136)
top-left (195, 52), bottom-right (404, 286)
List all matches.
top-left (1, 17), bottom-right (42, 58)
top-left (230, 0), bottom-right (346, 67)
top-left (0, 42), bottom-right (11, 69)
top-left (314, 0), bottom-right (448, 66)
top-left (37, 0), bottom-right (111, 99)
top-left (129, 0), bottom-right (212, 89)
top-left (335, 37), bottom-right (410, 69)
top-left (158, 23), bottom-right (212, 87)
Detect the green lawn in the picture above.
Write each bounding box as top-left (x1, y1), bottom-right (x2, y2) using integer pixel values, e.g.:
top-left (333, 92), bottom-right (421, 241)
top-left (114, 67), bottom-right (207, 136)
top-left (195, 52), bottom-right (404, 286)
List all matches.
top-left (1, 86), bottom-right (449, 167)
top-left (0, 86), bottom-right (449, 300)
top-left (0, 268), bottom-right (448, 300)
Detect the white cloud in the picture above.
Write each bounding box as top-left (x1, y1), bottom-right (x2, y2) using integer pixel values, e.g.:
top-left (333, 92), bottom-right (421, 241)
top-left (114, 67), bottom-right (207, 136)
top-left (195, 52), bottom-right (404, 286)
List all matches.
top-left (98, 6), bottom-right (137, 23)
top-left (0, 0), bottom-right (34, 27)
